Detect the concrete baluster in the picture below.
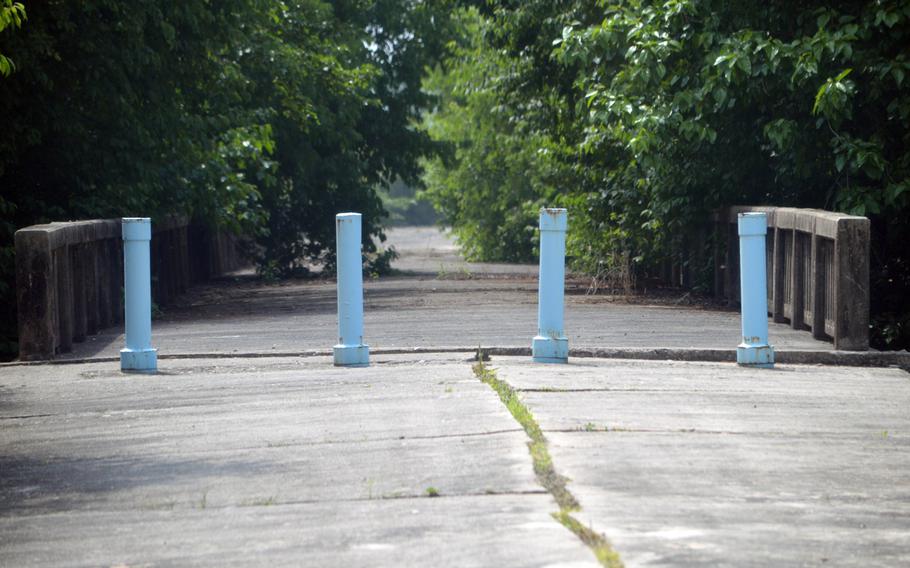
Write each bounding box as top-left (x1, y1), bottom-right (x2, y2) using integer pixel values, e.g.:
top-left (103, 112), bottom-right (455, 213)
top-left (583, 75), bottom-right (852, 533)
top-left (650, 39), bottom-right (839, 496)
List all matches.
top-left (737, 212), bottom-right (775, 368)
top-left (333, 213), bottom-right (369, 367)
top-left (532, 208), bottom-right (569, 364)
top-left (120, 218), bottom-right (158, 372)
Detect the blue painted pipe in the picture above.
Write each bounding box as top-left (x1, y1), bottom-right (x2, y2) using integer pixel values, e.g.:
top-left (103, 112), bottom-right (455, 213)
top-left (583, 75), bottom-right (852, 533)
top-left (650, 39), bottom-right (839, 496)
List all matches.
top-left (532, 208), bottom-right (569, 363)
top-left (120, 218), bottom-right (158, 372)
top-left (333, 213), bottom-right (369, 367)
top-left (737, 212), bottom-right (775, 368)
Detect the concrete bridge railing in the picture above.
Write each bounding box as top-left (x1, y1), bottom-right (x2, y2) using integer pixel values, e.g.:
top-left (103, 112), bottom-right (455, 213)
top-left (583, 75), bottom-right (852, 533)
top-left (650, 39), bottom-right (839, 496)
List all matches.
top-left (714, 206), bottom-right (870, 351)
top-left (15, 217), bottom-right (246, 361)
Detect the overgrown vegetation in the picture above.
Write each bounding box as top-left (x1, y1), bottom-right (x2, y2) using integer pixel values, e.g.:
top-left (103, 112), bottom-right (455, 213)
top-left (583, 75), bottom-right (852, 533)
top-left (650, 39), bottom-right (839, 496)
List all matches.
top-left (423, 1), bottom-right (910, 349)
top-left (0, 1), bottom-right (455, 358)
top-left (3, 1), bottom-right (909, 357)
top-left (379, 178), bottom-right (438, 227)
top-left (472, 355), bottom-right (623, 568)
top-left (0, 1), bottom-right (25, 76)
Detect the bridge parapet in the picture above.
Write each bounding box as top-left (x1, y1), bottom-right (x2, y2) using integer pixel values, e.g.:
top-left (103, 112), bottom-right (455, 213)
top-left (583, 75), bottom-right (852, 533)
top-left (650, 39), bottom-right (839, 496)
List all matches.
top-left (715, 206), bottom-right (870, 350)
top-left (15, 218), bottom-right (245, 361)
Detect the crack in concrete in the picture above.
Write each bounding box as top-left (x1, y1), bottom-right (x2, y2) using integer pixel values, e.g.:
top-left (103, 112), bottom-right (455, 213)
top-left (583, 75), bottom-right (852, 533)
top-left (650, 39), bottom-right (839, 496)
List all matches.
top-left (519, 387), bottom-right (689, 393)
top-left (548, 427), bottom-right (743, 435)
top-left (4, 489), bottom-right (553, 518)
top-left (0, 413), bottom-right (55, 420)
top-left (472, 357), bottom-right (624, 568)
top-left (259, 428), bottom-right (526, 450)
top-left (545, 427), bottom-right (897, 440)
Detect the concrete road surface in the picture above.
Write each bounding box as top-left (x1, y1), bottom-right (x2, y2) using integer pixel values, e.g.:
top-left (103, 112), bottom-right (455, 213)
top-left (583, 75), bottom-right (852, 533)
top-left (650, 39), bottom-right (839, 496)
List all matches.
top-left (494, 356), bottom-right (910, 567)
top-left (0, 354), bottom-right (598, 567)
top-left (4, 227), bottom-right (904, 566)
top-left (59, 226), bottom-right (834, 360)
top-left (2, 354), bottom-right (909, 566)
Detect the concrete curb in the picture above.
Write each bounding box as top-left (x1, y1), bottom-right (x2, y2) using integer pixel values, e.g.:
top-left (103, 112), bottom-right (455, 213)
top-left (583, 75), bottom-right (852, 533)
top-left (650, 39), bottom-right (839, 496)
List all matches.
top-left (567, 347), bottom-right (910, 370)
top-left (3, 346), bottom-right (909, 370)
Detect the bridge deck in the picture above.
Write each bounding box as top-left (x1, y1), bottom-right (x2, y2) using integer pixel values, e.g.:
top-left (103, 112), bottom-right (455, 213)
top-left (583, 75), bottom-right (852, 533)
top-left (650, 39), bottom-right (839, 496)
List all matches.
top-left (59, 227), bottom-right (834, 361)
top-left (3, 352), bottom-right (909, 566)
top-left (3, 227), bottom-right (904, 566)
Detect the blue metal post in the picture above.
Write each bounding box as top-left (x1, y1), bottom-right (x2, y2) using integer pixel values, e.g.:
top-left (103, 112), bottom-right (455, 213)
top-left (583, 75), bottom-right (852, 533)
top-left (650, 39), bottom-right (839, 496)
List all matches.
top-left (120, 218), bottom-right (158, 372)
top-left (532, 208), bottom-right (569, 364)
top-left (334, 213), bottom-right (369, 367)
top-left (737, 212), bottom-right (775, 368)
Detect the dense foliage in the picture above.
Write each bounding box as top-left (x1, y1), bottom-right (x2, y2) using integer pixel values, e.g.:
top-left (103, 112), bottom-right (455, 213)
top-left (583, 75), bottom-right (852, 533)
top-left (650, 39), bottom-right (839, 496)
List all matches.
top-left (0, 1), bottom-right (25, 76)
top-left (0, 1), bottom-right (453, 358)
top-left (3, 0), bottom-right (909, 355)
top-left (422, 1), bottom-right (910, 349)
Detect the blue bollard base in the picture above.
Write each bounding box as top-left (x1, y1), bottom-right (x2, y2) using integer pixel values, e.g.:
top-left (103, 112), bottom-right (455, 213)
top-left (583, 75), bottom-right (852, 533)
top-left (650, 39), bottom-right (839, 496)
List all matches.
top-left (120, 348), bottom-right (158, 373)
top-left (334, 344), bottom-right (370, 367)
top-left (737, 344), bottom-right (775, 368)
top-left (533, 356), bottom-right (569, 364)
top-left (532, 336), bottom-right (568, 364)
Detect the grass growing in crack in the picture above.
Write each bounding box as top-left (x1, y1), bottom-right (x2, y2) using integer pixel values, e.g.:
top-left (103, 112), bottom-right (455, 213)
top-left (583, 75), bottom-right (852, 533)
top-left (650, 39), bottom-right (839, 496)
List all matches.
top-left (473, 356), bottom-right (623, 568)
top-left (140, 500), bottom-right (177, 511)
top-left (578, 423), bottom-right (631, 433)
top-left (554, 511), bottom-right (624, 568)
top-left (241, 496), bottom-right (277, 507)
top-left (472, 359), bottom-right (576, 510)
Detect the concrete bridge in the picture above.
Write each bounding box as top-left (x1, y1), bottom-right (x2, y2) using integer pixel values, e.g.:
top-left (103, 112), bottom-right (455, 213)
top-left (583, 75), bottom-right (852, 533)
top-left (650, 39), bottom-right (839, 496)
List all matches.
top-left (24, 226), bottom-right (861, 362)
top-left (2, 226), bottom-right (909, 566)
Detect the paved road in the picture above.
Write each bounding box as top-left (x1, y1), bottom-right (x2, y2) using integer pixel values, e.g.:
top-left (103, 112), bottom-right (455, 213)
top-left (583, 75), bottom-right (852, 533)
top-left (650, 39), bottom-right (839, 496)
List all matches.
top-left (3, 352), bottom-right (909, 566)
top-left (0, 354), bottom-right (598, 566)
top-left (494, 357), bottom-right (910, 567)
top-left (61, 226), bottom-right (833, 360)
top-left (4, 226), bottom-right (907, 566)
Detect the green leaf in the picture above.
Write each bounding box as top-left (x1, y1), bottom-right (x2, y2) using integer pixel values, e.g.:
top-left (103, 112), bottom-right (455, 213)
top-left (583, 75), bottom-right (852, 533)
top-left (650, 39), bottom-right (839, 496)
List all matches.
top-left (0, 54), bottom-right (12, 77)
top-left (737, 56), bottom-right (752, 75)
top-left (714, 86), bottom-right (727, 106)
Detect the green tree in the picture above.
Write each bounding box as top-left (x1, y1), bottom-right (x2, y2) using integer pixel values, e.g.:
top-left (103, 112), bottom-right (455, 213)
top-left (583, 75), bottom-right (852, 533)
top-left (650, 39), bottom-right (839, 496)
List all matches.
top-left (426, 0), bottom-right (910, 348)
top-left (250, 0), bottom-right (457, 276)
top-left (0, 0), bottom-right (455, 359)
top-left (422, 8), bottom-right (559, 262)
top-left (0, 0), bottom-right (25, 76)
